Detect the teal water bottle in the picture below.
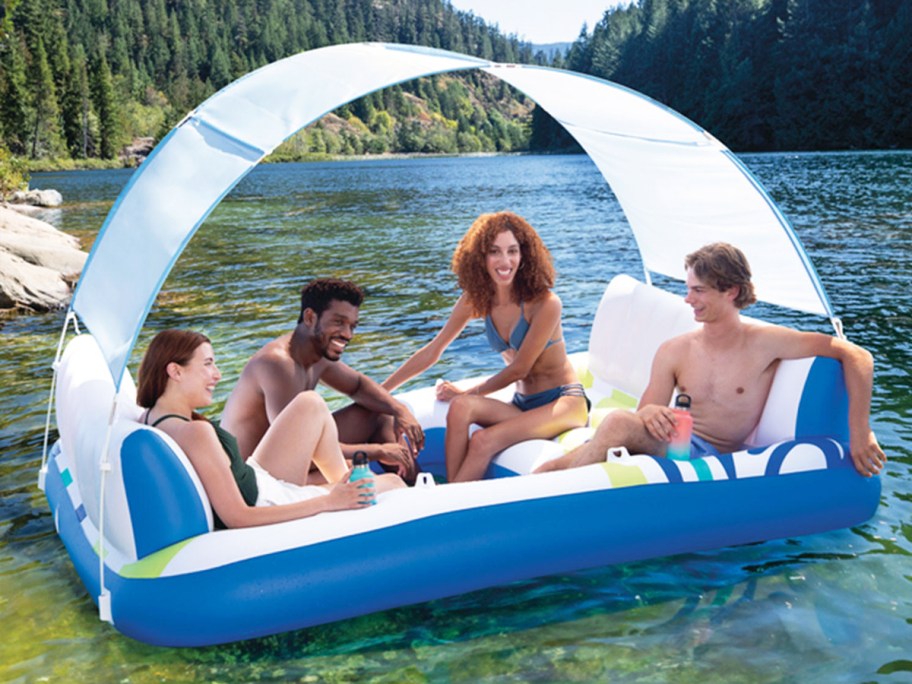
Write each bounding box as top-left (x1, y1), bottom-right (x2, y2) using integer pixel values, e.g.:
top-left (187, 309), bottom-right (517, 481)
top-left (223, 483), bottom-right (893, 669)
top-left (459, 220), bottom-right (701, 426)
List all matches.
top-left (350, 450), bottom-right (377, 505)
top-left (666, 394), bottom-right (693, 460)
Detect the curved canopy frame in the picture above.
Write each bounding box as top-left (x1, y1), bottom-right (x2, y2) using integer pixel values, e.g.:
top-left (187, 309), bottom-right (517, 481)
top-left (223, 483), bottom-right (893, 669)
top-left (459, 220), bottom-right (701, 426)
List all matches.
top-left (70, 42), bottom-right (834, 389)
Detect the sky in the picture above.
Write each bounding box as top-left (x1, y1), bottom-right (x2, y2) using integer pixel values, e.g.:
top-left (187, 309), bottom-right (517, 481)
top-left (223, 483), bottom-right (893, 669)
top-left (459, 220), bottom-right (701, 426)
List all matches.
top-left (446, 0), bottom-right (622, 44)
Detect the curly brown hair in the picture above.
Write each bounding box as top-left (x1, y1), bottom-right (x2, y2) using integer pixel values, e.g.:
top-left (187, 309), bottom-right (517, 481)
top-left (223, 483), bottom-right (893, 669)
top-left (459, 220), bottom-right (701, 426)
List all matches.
top-left (685, 242), bottom-right (757, 309)
top-left (451, 212), bottom-right (556, 316)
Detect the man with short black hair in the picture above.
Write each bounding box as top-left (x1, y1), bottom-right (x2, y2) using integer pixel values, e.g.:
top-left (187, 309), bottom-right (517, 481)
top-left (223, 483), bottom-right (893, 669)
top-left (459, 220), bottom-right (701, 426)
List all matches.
top-left (222, 278), bottom-right (423, 482)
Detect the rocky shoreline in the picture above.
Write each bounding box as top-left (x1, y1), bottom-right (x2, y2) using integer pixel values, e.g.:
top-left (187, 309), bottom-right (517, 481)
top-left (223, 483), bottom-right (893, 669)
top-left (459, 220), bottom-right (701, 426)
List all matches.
top-left (0, 196), bottom-right (87, 314)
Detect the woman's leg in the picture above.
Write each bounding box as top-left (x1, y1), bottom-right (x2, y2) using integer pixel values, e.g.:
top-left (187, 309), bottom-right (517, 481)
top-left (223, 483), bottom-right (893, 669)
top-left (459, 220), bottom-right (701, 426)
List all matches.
top-left (444, 395), bottom-right (519, 481)
top-left (250, 391), bottom-right (348, 486)
top-left (445, 394), bottom-right (588, 482)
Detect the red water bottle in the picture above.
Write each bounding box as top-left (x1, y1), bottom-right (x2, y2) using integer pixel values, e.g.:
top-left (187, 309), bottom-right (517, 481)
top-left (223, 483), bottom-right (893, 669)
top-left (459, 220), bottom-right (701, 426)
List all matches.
top-left (666, 393), bottom-right (693, 460)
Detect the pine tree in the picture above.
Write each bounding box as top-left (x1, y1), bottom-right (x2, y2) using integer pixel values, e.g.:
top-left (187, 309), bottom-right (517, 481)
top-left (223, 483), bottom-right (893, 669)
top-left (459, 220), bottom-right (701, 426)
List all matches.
top-left (91, 50), bottom-right (119, 159)
top-left (0, 33), bottom-right (30, 154)
top-left (28, 38), bottom-right (65, 158)
top-left (61, 44), bottom-right (93, 158)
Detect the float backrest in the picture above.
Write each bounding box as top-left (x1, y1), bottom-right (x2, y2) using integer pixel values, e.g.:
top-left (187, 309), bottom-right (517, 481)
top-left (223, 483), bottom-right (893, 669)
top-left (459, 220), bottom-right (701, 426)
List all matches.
top-left (749, 356), bottom-right (849, 446)
top-left (55, 334), bottom-right (213, 561)
top-left (587, 274), bottom-right (697, 400)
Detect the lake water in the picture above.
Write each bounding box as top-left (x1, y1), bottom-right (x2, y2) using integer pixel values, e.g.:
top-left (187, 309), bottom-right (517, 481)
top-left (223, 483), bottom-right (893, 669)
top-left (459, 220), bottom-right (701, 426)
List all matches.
top-left (3, 152), bottom-right (910, 682)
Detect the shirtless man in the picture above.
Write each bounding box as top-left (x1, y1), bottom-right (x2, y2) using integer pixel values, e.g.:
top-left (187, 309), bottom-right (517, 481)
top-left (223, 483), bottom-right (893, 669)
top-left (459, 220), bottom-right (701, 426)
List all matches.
top-left (535, 242), bottom-right (886, 477)
top-left (221, 278), bottom-right (423, 482)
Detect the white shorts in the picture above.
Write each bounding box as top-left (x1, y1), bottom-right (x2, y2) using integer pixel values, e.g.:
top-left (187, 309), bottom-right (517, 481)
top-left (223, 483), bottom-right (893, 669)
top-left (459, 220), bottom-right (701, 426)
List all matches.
top-left (248, 460), bottom-right (328, 506)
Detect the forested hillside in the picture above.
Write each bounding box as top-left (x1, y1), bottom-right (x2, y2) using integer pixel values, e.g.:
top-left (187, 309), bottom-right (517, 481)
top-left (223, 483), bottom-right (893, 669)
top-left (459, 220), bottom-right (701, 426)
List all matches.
top-left (566, 0), bottom-right (912, 151)
top-left (0, 0), bottom-right (543, 164)
top-left (1, 0), bottom-right (908, 172)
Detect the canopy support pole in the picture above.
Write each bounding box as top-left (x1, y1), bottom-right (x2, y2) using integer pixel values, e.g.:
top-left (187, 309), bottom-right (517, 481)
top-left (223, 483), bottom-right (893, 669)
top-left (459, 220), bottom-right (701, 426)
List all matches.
top-left (96, 396), bottom-right (118, 624)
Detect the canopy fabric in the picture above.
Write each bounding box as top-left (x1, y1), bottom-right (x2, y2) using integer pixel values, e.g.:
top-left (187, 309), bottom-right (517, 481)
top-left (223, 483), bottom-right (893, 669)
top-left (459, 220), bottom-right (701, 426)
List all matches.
top-left (484, 65), bottom-right (828, 315)
top-left (71, 42), bottom-right (833, 389)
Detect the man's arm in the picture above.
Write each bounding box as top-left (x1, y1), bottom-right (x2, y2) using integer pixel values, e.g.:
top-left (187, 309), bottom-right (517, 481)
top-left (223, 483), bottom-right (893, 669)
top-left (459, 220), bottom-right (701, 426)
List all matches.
top-left (761, 326), bottom-right (885, 477)
top-left (382, 294), bottom-right (473, 392)
top-left (321, 362), bottom-right (425, 452)
top-left (633, 337), bottom-right (684, 444)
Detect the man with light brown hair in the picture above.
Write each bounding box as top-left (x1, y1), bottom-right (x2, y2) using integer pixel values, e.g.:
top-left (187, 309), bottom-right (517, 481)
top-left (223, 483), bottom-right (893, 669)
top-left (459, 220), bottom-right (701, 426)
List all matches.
top-left (536, 242), bottom-right (886, 477)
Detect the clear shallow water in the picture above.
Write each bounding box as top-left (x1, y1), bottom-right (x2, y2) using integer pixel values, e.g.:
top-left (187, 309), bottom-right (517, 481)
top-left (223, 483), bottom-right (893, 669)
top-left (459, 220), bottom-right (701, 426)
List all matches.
top-left (2, 152), bottom-right (911, 682)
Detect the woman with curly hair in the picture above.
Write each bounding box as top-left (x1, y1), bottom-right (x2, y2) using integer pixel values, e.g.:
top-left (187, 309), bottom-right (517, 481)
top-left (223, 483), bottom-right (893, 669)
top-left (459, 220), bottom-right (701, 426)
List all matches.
top-left (383, 211), bottom-right (589, 482)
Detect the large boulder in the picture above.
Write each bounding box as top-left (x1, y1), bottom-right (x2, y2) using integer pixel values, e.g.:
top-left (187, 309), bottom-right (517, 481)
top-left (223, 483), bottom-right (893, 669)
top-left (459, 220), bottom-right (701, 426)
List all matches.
top-left (0, 204), bottom-right (87, 312)
top-left (9, 188), bottom-right (64, 207)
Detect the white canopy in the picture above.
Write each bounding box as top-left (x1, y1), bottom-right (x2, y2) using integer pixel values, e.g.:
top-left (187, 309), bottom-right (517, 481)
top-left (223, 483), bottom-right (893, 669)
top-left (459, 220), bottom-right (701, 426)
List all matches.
top-left (70, 42), bottom-right (833, 388)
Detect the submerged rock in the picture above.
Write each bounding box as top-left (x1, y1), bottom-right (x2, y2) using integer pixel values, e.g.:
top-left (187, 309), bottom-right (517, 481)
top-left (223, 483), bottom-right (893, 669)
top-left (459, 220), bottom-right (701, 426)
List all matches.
top-left (0, 204), bottom-right (87, 313)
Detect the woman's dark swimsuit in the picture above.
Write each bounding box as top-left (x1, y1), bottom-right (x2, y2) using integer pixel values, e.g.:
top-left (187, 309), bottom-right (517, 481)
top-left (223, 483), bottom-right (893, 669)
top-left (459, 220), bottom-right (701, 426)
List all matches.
top-left (511, 383), bottom-right (590, 412)
top-left (483, 302), bottom-right (589, 413)
top-left (145, 413), bottom-right (257, 530)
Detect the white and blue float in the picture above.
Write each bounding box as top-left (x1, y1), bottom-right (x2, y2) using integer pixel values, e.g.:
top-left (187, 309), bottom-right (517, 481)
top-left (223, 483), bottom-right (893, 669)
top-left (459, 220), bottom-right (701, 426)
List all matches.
top-left (39, 43), bottom-right (880, 647)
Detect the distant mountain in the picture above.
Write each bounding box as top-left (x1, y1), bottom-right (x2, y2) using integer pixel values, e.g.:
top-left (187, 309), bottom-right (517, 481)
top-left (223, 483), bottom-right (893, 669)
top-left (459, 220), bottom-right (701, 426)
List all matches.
top-left (531, 42), bottom-right (571, 60)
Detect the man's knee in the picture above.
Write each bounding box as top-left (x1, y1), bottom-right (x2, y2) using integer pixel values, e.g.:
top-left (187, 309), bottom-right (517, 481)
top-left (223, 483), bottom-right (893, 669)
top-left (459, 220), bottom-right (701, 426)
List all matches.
top-left (594, 409), bottom-right (637, 440)
top-left (290, 390), bottom-right (328, 415)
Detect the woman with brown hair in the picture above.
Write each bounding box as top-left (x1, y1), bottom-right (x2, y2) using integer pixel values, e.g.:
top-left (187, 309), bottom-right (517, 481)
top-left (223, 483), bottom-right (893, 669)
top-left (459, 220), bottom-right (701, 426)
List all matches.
top-left (383, 211), bottom-right (589, 482)
top-left (137, 329), bottom-right (404, 529)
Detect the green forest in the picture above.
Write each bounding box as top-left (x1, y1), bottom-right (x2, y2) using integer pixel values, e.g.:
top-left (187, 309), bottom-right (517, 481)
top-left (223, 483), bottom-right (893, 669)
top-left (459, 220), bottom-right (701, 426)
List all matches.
top-left (0, 0), bottom-right (909, 180)
top-left (0, 0), bottom-right (543, 170)
top-left (567, 0), bottom-right (911, 151)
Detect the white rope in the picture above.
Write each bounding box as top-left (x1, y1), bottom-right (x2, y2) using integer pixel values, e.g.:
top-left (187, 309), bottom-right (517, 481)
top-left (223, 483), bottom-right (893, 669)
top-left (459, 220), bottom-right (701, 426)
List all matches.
top-left (831, 316), bottom-right (846, 340)
top-left (38, 310), bottom-right (78, 492)
top-left (38, 311), bottom-right (114, 622)
top-left (96, 394), bottom-right (118, 624)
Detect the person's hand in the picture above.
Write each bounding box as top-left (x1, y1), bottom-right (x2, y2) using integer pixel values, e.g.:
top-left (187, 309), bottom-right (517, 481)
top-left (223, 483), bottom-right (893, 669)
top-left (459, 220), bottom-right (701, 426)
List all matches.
top-left (637, 404), bottom-right (676, 442)
top-left (850, 428), bottom-right (886, 477)
top-left (435, 380), bottom-right (464, 402)
top-left (374, 441), bottom-right (418, 484)
top-left (324, 470), bottom-right (374, 511)
top-left (393, 408), bottom-right (424, 454)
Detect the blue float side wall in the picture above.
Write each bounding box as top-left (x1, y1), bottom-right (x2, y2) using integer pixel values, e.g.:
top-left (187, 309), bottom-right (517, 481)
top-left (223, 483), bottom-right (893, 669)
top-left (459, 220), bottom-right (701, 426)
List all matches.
top-left (48, 454), bottom-right (879, 647)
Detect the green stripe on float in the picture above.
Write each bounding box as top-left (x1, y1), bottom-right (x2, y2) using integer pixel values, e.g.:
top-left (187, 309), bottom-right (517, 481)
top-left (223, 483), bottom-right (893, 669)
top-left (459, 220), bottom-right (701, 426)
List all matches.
top-left (607, 390), bottom-right (638, 409)
top-left (600, 461), bottom-right (649, 488)
top-left (691, 458), bottom-right (714, 481)
top-left (61, 468), bottom-right (73, 487)
top-left (120, 538), bottom-right (194, 579)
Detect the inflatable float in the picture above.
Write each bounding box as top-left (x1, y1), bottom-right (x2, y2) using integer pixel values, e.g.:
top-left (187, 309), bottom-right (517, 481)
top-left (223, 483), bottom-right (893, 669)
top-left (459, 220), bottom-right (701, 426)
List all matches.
top-left (38, 43), bottom-right (880, 647)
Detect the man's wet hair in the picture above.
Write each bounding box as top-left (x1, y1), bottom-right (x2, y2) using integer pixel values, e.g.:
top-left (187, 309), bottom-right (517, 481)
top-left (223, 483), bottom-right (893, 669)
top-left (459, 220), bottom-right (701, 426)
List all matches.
top-left (298, 278), bottom-right (364, 323)
top-left (685, 242), bottom-right (757, 309)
